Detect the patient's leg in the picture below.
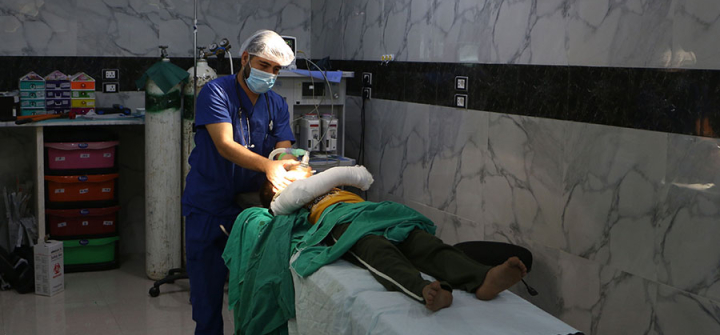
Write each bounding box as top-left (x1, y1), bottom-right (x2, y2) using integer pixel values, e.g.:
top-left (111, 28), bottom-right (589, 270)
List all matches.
top-left (475, 257), bottom-right (527, 301)
top-left (398, 229), bottom-right (492, 293)
top-left (330, 223), bottom-right (452, 311)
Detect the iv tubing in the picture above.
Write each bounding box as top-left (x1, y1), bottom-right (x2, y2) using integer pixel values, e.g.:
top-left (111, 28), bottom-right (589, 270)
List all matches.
top-left (269, 148), bottom-right (309, 167)
top-left (228, 52), bottom-right (234, 76)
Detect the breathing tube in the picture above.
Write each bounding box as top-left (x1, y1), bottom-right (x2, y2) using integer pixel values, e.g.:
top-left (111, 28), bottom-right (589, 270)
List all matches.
top-left (269, 148), bottom-right (310, 168)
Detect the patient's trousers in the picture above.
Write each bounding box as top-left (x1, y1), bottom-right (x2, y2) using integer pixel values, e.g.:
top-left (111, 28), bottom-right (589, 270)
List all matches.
top-left (329, 223), bottom-right (491, 303)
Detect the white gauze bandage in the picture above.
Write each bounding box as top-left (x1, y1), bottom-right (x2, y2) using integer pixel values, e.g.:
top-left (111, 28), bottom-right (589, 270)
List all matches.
top-left (270, 166), bottom-right (374, 215)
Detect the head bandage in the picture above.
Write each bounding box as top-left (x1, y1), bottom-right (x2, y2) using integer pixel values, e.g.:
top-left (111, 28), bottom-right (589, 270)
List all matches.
top-left (271, 166), bottom-right (374, 215)
top-left (239, 30), bottom-right (295, 67)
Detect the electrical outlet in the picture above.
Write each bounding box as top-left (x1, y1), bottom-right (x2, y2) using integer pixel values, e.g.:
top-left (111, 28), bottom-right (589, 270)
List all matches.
top-left (363, 87), bottom-right (372, 100)
top-left (454, 94), bottom-right (467, 108)
top-left (103, 82), bottom-right (119, 93)
top-left (362, 72), bottom-right (372, 86)
top-left (455, 76), bottom-right (468, 91)
top-left (103, 69), bottom-right (119, 80)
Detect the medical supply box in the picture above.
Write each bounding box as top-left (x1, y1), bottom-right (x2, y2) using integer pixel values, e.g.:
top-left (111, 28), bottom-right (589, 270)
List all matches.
top-left (34, 240), bottom-right (64, 296)
top-left (19, 71), bottom-right (46, 116)
top-left (45, 70), bottom-right (71, 115)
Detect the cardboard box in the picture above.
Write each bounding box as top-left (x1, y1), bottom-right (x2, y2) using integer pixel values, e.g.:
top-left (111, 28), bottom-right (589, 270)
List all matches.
top-left (34, 240), bottom-right (64, 296)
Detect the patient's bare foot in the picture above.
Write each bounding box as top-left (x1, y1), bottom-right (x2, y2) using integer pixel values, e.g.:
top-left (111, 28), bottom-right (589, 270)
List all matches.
top-left (423, 281), bottom-right (453, 312)
top-left (475, 256), bottom-right (527, 301)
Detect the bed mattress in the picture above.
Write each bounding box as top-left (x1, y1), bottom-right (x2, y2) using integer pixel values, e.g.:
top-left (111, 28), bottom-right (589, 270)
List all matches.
top-left (289, 258), bottom-right (581, 335)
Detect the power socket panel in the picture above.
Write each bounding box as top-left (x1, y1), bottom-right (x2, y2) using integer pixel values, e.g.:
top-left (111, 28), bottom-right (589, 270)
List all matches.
top-left (363, 87), bottom-right (372, 100)
top-left (454, 94), bottom-right (467, 108)
top-left (362, 72), bottom-right (372, 86)
top-left (103, 82), bottom-right (119, 93)
top-left (102, 69), bottom-right (119, 80)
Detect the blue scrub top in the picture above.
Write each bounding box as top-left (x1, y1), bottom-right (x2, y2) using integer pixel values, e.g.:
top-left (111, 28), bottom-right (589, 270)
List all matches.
top-left (182, 74), bottom-right (295, 218)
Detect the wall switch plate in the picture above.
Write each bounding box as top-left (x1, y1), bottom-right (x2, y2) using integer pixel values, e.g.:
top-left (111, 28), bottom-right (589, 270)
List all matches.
top-left (362, 72), bottom-right (372, 86)
top-left (103, 82), bottom-right (119, 93)
top-left (455, 76), bottom-right (468, 91)
top-left (102, 69), bottom-right (119, 80)
top-left (454, 94), bottom-right (467, 108)
top-left (363, 87), bottom-right (372, 100)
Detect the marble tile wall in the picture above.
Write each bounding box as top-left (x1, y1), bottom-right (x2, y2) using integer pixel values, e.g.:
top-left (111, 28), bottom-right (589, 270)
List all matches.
top-left (0, 0), bottom-right (310, 257)
top-left (347, 96), bottom-right (720, 334)
top-left (0, 0), bottom-right (312, 58)
top-left (312, 0), bottom-right (720, 70)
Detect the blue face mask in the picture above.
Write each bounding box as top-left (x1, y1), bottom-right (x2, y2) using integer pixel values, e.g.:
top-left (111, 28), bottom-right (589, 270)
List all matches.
top-left (245, 66), bottom-right (277, 94)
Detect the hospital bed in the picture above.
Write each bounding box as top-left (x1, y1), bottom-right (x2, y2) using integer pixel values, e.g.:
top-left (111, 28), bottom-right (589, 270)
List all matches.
top-left (228, 166), bottom-right (582, 334)
top-left (287, 258), bottom-right (582, 335)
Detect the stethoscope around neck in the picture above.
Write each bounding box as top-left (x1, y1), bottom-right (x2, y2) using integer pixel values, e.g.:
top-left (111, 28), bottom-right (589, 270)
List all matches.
top-left (235, 78), bottom-right (273, 149)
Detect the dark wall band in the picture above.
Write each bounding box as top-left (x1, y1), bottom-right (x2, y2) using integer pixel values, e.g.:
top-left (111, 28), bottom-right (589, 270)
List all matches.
top-left (2, 56), bottom-right (718, 138)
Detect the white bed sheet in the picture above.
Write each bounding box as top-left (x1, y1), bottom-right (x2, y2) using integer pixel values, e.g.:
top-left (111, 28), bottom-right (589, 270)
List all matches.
top-left (289, 258), bottom-right (580, 335)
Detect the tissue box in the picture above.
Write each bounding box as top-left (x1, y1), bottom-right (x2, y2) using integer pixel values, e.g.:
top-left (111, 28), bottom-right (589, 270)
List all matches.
top-left (34, 240), bottom-right (64, 296)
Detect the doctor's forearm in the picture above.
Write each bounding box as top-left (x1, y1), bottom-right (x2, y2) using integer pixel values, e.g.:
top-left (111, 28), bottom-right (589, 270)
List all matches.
top-left (206, 122), bottom-right (273, 173)
top-left (216, 141), bottom-right (271, 173)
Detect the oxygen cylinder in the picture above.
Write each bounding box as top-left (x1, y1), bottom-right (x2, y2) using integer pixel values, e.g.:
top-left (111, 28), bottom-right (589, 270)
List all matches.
top-left (182, 58), bottom-right (217, 121)
top-left (139, 54), bottom-right (187, 280)
top-left (180, 59), bottom-right (217, 267)
top-left (182, 58), bottom-right (217, 190)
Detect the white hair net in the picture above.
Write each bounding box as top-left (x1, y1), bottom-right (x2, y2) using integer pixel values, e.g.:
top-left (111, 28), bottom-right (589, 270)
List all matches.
top-left (239, 30), bottom-right (295, 67)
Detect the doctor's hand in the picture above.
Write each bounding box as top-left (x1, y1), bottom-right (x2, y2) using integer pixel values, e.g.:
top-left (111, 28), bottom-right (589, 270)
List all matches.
top-left (285, 165), bottom-right (312, 182)
top-left (265, 159), bottom-right (300, 192)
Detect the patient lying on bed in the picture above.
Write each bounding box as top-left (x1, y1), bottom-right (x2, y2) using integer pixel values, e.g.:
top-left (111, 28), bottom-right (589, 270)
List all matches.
top-left (260, 166), bottom-right (528, 312)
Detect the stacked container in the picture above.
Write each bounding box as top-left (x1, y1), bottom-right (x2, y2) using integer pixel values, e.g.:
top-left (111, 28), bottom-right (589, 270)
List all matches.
top-left (19, 72), bottom-right (46, 116)
top-left (45, 71), bottom-right (71, 115)
top-left (44, 129), bottom-right (120, 272)
top-left (70, 72), bottom-right (96, 115)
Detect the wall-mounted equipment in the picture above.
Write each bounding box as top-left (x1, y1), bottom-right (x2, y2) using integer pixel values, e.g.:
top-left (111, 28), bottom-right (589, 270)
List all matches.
top-left (320, 114), bottom-right (338, 153)
top-left (296, 114), bottom-right (320, 151)
top-left (302, 82), bottom-right (325, 97)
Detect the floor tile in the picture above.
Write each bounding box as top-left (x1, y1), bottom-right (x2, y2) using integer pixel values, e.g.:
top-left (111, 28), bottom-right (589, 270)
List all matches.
top-left (0, 255), bottom-right (229, 335)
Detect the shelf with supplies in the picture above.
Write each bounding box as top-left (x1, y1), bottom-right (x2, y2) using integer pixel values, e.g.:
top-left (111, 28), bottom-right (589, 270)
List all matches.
top-left (0, 117), bottom-right (145, 128)
top-left (42, 128), bottom-right (122, 272)
top-left (0, 122), bottom-right (140, 273)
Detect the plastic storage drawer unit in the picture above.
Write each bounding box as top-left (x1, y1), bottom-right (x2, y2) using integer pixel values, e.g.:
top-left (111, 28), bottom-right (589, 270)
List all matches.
top-left (45, 174), bottom-right (119, 202)
top-left (47, 206), bottom-right (120, 237)
top-left (45, 141), bottom-right (119, 170)
top-left (63, 236), bottom-right (119, 265)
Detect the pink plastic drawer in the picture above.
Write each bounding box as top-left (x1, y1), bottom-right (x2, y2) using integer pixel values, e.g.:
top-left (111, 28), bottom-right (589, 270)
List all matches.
top-left (45, 141), bottom-right (119, 170)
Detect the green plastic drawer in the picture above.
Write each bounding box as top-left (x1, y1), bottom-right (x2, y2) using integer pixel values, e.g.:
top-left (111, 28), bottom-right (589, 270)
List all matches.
top-left (20, 108), bottom-right (46, 116)
top-left (63, 236), bottom-right (119, 265)
top-left (21, 99), bottom-right (45, 108)
top-left (19, 81), bottom-right (45, 90)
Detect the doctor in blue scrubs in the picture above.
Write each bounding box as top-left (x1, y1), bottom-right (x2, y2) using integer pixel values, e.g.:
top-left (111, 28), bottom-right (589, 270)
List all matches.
top-left (181, 30), bottom-right (299, 334)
